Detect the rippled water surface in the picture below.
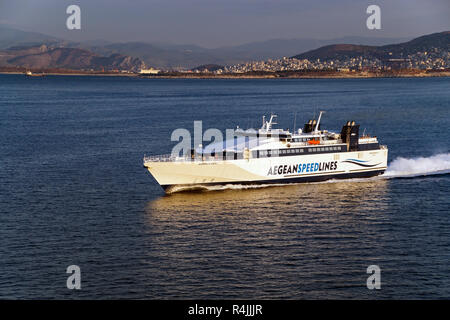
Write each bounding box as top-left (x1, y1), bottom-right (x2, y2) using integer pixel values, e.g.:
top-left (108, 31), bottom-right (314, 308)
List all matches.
top-left (0, 75), bottom-right (449, 299)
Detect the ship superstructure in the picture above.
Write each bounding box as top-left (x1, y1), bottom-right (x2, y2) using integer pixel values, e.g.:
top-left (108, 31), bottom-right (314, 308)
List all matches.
top-left (144, 112), bottom-right (388, 192)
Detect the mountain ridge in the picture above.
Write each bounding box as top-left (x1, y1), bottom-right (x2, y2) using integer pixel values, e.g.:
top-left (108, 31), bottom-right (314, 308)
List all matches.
top-left (0, 44), bottom-right (146, 72)
top-left (292, 31), bottom-right (450, 61)
top-left (0, 24), bottom-right (411, 69)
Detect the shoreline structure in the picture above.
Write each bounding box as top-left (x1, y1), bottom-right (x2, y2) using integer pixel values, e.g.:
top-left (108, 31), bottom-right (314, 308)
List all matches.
top-left (1, 68), bottom-right (449, 79)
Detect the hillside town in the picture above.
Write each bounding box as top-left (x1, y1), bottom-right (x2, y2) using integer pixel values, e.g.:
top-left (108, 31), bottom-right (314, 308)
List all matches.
top-left (197, 48), bottom-right (450, 74)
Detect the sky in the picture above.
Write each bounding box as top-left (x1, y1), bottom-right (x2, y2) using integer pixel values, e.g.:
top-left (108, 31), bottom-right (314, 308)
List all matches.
top-left (0, 0), bottom-right (449, 47)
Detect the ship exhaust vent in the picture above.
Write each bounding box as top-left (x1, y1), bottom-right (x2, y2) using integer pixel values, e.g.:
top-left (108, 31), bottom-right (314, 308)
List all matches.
top-left (303, 119), bottom-right (320, 133)
top-left (340, 121), bottom-right (360, 151)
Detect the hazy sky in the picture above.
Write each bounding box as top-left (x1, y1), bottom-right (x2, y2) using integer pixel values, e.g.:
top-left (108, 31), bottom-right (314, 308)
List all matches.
top-left (1, 0), bottom-right (449, 47)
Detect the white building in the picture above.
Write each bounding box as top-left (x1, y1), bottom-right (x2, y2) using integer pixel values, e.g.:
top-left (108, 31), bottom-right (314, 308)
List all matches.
top-left (139, 68), bottom-right (160, 74)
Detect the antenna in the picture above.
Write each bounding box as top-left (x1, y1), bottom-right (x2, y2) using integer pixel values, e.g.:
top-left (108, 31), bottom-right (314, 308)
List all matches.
top-left (314, 110), bottom-right (325, 134)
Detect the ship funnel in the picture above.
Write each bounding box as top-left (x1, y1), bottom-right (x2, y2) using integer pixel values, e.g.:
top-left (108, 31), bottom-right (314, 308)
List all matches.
top-left (304, 120), bottom-right (314, 133)
top-left (341, 121), bottom-right (360, 151)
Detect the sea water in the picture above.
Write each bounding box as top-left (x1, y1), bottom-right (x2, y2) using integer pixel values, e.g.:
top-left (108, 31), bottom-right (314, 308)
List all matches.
top-left (0, 75), bottom-right (449, 298)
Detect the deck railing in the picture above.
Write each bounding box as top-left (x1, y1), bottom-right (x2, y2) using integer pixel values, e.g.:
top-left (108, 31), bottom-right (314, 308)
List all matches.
top-left (143, 153), bottom-right (233, 163)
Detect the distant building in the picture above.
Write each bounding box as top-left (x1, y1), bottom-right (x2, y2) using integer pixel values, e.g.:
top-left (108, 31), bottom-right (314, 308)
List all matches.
top-left (139, 68), bottom-right (160, 74)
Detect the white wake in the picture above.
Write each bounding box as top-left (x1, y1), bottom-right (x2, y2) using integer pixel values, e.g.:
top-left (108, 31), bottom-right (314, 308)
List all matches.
top-left (383, 153), bottom-right (450, 178)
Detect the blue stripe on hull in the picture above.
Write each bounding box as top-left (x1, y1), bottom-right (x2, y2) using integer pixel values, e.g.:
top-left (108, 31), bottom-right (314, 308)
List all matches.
top-left (341, 160), bottom-right (382, 167)
top-left (161, 169), bottom-right (385, 192)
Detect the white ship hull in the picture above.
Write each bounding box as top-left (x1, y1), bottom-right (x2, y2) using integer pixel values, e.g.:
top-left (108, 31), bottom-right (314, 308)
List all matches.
top-left (144, 148), bottom-right (388, 192)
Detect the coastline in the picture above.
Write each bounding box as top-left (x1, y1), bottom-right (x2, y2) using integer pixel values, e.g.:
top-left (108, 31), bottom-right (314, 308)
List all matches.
top-left (1, 69), bottom-right (449, 79)
top-left (143, 71), bottom-right (450, 79)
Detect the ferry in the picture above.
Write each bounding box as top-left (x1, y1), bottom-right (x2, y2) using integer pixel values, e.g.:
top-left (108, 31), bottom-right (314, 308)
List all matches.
top-left (143, 112), bottom-right (388, 193)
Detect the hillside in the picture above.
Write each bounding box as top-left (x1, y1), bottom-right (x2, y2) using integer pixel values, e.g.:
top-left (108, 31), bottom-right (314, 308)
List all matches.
top-left (91, 36), bottom-right (409, 69)
top-left (0, 44), bottom-right (146, 72)
top-left (0, 24), bottom-right (61, 49)
top-left (292, 31), bottom-right (450, 61)
top-left (0, 24), bottom-right (410, 69)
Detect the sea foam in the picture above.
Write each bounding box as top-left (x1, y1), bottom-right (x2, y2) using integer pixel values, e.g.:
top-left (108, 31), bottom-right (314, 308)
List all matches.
top-left (383, 153), bottom-right (450, 178)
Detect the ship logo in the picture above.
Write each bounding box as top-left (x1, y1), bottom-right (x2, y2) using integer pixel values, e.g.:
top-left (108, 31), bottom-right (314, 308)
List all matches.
top-left (342, 158), bottom-right (381, 167)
